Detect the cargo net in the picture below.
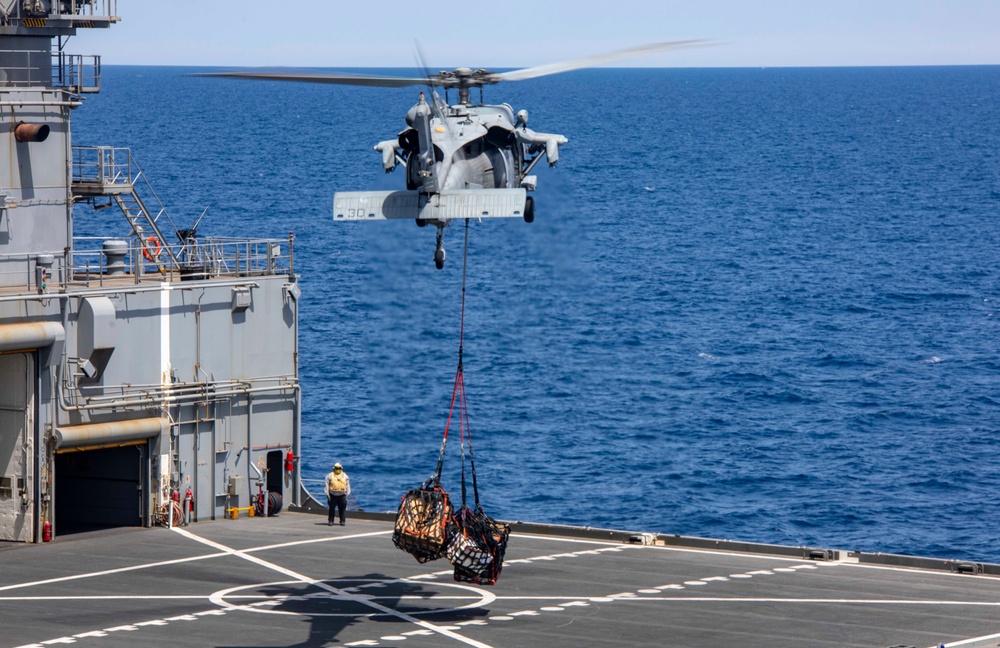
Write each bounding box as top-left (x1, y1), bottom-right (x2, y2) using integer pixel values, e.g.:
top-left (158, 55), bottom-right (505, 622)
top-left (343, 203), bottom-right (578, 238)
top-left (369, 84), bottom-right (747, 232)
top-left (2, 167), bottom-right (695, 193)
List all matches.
top-left (392, 481), bottom-right (454, 563)
top-left (447, 505), bottom-right (510, 585)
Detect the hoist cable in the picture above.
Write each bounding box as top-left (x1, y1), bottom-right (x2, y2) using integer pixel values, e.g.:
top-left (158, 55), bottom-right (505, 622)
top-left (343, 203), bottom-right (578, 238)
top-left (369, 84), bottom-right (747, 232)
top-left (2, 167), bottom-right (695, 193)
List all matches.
top-left (436, 219), bottom-right (472, 485)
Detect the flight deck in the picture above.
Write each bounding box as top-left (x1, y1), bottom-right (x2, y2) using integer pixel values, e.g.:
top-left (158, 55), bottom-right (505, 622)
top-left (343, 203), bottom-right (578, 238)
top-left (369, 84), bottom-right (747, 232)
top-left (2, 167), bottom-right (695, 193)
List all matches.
top-left (3, 512), bottom-right (1000, 648)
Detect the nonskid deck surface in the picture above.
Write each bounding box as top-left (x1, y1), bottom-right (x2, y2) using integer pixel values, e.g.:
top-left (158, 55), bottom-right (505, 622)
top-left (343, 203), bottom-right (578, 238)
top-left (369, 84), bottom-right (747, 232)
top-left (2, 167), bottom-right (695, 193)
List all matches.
top-left (2, 513), bottom-right (999, 648)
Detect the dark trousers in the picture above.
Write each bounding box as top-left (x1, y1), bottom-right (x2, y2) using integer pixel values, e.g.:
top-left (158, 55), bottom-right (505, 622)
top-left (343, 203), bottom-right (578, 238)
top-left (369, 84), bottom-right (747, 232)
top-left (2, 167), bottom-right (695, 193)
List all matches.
top-left (328, 494), bottom-right (347, 523)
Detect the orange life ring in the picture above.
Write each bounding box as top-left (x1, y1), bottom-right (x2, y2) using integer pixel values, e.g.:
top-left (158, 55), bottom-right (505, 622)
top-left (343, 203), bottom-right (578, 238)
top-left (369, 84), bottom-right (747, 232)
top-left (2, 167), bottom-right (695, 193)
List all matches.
top-left (142, 235), bottom-right (161, 261)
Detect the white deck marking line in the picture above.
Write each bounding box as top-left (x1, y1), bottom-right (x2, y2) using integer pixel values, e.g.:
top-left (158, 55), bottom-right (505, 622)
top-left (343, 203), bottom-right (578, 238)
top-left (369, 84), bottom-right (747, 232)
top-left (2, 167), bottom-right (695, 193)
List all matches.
top-left (16, 608), bottom-right (233, 648)
top-left (172, 527), bottom-right (494, 648)
top-left (932, 630), bottom-right (1000, 647)
top-left (511, 531), bottom-right (849, 565)
top-left (245, 530), bottom-right (391, 553)
top-left (0, 529), bottom-right (388, 595)
top-left (642, 561), bottom-right (842, 596)
top-left (1, 595), bottom-right (210, 601)
top-left (348, 543), bottom-right (617, 600)
top-left (570, 597), bottom-right (1000, 606)
top-left (0, 552), bottom-right (224, 593)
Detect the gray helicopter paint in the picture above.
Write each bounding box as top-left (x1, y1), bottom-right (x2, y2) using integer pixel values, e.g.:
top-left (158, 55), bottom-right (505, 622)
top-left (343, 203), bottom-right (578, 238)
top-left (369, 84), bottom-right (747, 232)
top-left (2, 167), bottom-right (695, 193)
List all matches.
top-left (205, 45), bottom-right (713, 268)
top-left (334, 189), bottom-right (528, 222)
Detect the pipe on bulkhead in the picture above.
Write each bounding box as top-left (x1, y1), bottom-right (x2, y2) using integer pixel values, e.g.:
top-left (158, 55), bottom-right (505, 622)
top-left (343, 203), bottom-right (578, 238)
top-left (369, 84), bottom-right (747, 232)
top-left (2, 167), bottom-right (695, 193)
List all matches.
top-left (14, 122), bottom-right (49, 143)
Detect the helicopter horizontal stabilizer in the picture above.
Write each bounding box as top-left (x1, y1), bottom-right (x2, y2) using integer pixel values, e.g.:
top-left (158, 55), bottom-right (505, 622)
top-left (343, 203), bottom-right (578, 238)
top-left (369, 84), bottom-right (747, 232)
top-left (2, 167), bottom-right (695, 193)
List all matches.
top-left (333, 189), bottom-right (527, 223)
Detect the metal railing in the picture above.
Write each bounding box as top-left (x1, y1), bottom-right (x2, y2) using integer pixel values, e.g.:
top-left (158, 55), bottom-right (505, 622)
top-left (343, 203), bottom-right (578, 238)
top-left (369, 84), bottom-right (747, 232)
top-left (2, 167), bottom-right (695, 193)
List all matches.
top-left (68, 235), bottom-right (293, 286)
top-left (1, 0), bottom-right (117, 20)
top-left (72, 146), bottom-right (137, 188)
top-left (0, 250), bottom-right (67, 293)
top-left (0, 49), bottom-right (101, 93)
top-left (72, 146), bottom-right (181, 267)
top-left (52, 51), bottom-right (101, 93)
top-left (52, 0), bottom-right (118, 17)
top-left (0, 235), bottom-right (292, 293)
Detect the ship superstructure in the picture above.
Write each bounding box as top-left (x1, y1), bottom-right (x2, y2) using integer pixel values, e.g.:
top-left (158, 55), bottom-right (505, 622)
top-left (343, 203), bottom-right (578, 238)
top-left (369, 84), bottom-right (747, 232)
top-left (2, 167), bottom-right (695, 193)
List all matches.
top-left (0, 1), bottom-right (300, 543)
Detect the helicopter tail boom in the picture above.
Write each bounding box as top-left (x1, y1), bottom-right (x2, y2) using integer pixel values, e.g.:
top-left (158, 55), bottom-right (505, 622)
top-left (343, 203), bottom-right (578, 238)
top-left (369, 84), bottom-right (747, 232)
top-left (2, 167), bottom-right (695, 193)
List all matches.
top-left (333, 189), bottom-right (528, 223)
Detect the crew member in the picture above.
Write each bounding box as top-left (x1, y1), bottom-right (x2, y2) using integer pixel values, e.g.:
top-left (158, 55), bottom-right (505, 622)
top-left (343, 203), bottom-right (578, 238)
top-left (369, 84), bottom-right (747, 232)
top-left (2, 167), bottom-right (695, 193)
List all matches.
top-left (325, 462), bottom-right (351, 526)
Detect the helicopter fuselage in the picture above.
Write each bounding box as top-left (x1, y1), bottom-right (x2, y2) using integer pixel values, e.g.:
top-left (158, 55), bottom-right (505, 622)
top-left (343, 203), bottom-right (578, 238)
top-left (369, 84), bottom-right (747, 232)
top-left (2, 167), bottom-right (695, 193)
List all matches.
top-left (200, 39), bottom-right (704, 267)
top-left (334, 94), bottom-right (566, 267)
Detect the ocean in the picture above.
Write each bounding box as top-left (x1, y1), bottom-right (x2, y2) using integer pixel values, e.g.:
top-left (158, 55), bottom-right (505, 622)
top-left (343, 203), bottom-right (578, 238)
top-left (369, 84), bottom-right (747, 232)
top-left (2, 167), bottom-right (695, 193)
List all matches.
top-left (72, 65), bottom-right (1000, 563)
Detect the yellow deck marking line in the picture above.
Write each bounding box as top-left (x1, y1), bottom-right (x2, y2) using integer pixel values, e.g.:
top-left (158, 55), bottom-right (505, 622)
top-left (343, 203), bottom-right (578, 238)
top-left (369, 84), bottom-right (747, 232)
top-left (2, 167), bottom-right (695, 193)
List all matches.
top-left (172, 527), bottom-right (494, 648)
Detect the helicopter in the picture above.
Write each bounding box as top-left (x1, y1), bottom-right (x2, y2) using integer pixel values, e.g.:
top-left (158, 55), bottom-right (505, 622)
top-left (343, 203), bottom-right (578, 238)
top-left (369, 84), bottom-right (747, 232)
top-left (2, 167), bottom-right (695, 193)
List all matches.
top-left (199, 40), bottom-right (707, 268)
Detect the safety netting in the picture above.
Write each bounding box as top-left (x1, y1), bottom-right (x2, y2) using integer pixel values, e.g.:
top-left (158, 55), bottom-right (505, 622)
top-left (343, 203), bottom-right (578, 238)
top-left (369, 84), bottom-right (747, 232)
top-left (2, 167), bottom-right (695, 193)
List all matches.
top-left (392, 479), bottom-right (454, 563)
top-left (448, 505), bottom-right (510, 585)
top-left (390, 220), bottom-right (510, 584)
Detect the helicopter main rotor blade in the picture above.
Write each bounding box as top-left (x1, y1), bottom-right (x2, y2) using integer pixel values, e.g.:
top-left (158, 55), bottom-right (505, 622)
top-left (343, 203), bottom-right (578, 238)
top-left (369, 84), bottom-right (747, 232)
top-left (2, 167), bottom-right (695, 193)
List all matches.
top-left (193, 71), bottom-right (431, 88)
top-left (492, 39), bottom-right (713, 82)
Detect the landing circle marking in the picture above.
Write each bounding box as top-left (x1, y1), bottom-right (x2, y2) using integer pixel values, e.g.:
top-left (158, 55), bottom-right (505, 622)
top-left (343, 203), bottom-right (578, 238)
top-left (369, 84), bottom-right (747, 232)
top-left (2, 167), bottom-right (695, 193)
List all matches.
top-left (209, 578), bottom-right (495, 618)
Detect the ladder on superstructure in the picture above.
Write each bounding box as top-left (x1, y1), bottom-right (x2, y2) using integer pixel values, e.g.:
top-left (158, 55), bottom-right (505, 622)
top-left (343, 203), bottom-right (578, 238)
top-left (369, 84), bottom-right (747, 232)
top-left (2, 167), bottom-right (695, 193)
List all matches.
top-left (71, 147), bottom-right (182, 268)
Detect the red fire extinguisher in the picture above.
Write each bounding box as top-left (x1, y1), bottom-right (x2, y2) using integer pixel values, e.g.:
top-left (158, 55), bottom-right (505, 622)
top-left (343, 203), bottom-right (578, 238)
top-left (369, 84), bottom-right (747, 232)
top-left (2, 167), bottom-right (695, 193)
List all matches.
top-left (42, 520), bottom-right (51, 542)
top-left (285, 450), bottom-right (295, 473)
top-left (185, 488), bottom-right (194, 512)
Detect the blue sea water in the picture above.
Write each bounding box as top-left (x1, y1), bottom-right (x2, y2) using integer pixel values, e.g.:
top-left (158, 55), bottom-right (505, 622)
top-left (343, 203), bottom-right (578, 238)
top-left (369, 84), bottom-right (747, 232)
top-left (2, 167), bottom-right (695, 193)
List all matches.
top-left (72, 65), bottom-right (1000, 562)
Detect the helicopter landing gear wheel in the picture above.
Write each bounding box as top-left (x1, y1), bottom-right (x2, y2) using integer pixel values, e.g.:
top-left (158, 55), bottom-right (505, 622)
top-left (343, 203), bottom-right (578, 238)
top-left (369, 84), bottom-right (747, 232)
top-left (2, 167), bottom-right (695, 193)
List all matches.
top-left (415, 218), bottom-right (427, 227)
top-left (523, 195), bottom-right (535, 223)
top-left (434, 227), bottom-right (446, 269)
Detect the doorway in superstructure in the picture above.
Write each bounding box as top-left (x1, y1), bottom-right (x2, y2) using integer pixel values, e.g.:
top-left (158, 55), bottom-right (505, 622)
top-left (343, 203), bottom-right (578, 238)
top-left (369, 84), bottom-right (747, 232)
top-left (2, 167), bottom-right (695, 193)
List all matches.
top-left (266, 449), bottom-right (283, 494)
top-left (54, 444), bottom-right (147, 535)
top-left (0, 352), bottom-right (34, 542)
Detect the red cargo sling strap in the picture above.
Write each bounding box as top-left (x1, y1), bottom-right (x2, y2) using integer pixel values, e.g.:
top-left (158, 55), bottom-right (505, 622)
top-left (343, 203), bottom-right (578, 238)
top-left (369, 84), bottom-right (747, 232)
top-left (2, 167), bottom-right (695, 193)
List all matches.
top-left (442, 220), bottom-right (510, 584)
top-left (391, 221), bottom-right (509, 583)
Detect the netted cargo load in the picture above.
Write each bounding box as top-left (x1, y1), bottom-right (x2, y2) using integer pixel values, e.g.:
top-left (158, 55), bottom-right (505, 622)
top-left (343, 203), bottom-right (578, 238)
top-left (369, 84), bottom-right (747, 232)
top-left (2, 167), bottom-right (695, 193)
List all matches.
top-left (391, 222), bottom-right (510, 577)
top-left (392, 481), bottom-right (454, 563)
top-left (447, 505), bottom-right (510, 586)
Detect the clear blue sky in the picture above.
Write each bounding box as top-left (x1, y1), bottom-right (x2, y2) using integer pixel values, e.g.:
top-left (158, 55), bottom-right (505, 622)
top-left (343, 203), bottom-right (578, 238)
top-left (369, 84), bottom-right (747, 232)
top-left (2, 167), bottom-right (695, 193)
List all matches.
top-left (72, 0), bottom-right (999, 68)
